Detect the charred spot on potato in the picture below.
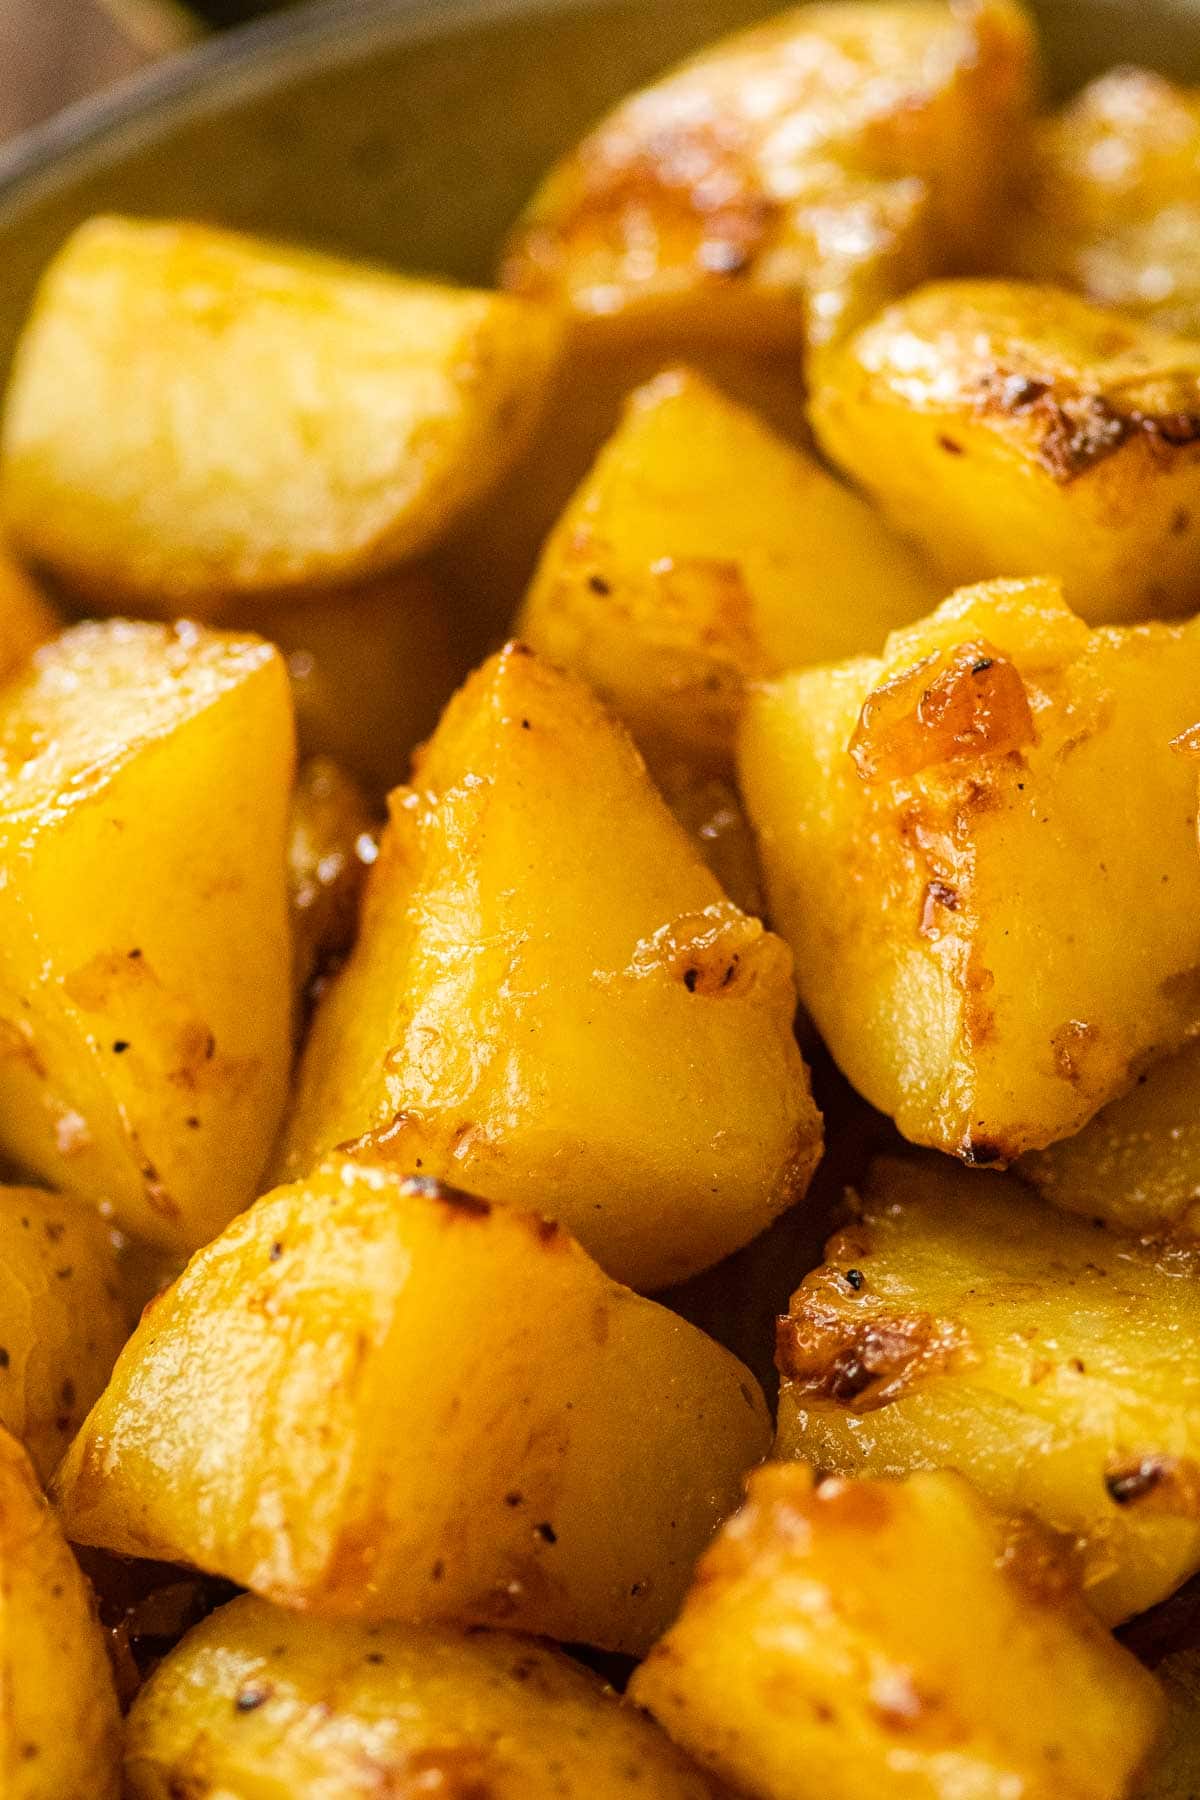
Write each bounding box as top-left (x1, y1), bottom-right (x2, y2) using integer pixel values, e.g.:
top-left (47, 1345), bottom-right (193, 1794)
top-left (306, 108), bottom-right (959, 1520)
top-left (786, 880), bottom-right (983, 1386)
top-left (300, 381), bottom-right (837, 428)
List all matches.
top-left (1106, 1456), bottom-right (1200, 1516)
top-left (850, 641), bottom-right (1035, 784)
top-left (777, 1275), bottom-right (972, 1412)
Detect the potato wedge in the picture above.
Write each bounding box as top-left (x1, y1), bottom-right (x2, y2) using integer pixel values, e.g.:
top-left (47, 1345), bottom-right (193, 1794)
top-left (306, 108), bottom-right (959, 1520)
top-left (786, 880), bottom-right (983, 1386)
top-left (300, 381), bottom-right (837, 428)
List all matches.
top-left (1007, 69), bottom-right (1200, 338)
top-left (240, 566), bottom-right (470, 796)
top-left (0, 1426), bottom-right (122, 1800)
top-left (1020, 1040), bottom-right (1200, 1238)
top-left (632, 1462), bottom-right (1163, 1800)
top-left (125, 1597), bottom-right (720, 1800)
top-left (280, 643), bottom-right (821, 1290)
top-left (739, 577), bottom-right (1200, 1160)
top-left (812, 279), bottom-right (1200, 623)
top-left (517, 368), bottom-right (942, 772)
top-left (0, 620), bottom-right (294, 1252)
top-left (0, 1186), bottom-right (127, 1482)
top-left (54, 1161), bottom-right (771, 1655)
top-left (288, 757), bottom-right (377, 1017)
top-left (0, 550), bottom-right (56, 686)
top-left (777, 1154), bottom-right (1200, 1624)
top-left (0, 217), bottom-right (563, 610)
top-left (500, 0), bottom-right (1035, 350)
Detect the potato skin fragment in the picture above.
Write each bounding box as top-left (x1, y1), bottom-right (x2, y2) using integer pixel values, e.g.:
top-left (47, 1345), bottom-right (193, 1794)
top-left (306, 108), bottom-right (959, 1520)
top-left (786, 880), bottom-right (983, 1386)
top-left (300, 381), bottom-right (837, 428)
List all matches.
top-left (124, 1596), bottom-right (722, 1800)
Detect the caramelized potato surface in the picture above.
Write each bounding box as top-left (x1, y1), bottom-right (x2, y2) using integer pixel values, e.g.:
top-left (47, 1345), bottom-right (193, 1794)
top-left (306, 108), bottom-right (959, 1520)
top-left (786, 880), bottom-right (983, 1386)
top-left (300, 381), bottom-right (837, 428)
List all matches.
top-left (501, 0), bottom-right (1035, 349)
top-left (777, 1154), bottom-right (1200, 1624)
top-left (812, 279), bottom-right (1200, 623)
top-left (0, 620), bottom-right (295, 1251)
top-left (0, 217), bottom-right (562, 609)
top-left (518, 368), bottom-right (942, 772)
top-left (282, 644), bottom-right (821, 1291)
top-left (55, 1160), bottom-right (771, 1655)
top-left (632, 1462), bottom-right (1161, 1800)
top-left (1, 1426), bottom-right (122, 1800)
top-left (739, 578), bottom-right (1200, 1160)
top-left (125, 1597), bottom-right (720, 1800)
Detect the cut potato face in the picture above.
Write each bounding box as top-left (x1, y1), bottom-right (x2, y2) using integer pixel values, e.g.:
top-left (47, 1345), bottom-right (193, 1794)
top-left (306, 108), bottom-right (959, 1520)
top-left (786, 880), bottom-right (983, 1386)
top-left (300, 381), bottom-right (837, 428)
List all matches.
top-left (632, 1461), bottom-right (1162, 1800)
top-left (739, 577), bottom-right (1200, 1160)
top-left (777, 1154), bottom-right (1200, 1625)
top-left (0, 217), bottom-right (563, 609)
top-left (54, 1160), bottom-right (771, 1655)
top-left (0, 1426), bottom-right (122, 1800)
top-left (501, 0), bottom-right (1035, 349)
top-left (0, 1186), bottom-right (127, 1483)
top-left (0, 620), bottom-right (295, 1253)
top-left (287, 757), bottom-right (377, 1018)
top-left (1020, 1039), bottom-right (1200, 1238)
top-left (125, 1597), bottom-right (720, 1800)
top-left (0, 551), bottom-right (56, 686)
top-left (1007, 68), bottom-right (1200, 338)
top-left (813, 279), bottom-right (1200, 624)
top-left (281, 643), bottom-right (821, 1292)
top-left (518, 368), bottom-right (942, 773)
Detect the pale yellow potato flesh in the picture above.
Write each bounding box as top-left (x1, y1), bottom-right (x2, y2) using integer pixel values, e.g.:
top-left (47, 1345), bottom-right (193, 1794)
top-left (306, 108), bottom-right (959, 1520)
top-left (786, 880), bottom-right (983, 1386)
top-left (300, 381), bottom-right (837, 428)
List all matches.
top-left (1007, 68), bottom-right (1200, 337)
top-left (501, 0), bottom-right (1035, 349)
top-left (1020, 1038), bottom-right (1200, 1237)
top-left (777, 1154), bottom-right (1200, 1625)
top-left (0, 1426), bottom-right (122, 1800)
top-left (0, 1185), bottom-right (127, 1482)
top-left (53, 1160), bottom-right (771, 1655)
top-left (739, 577), bottom-right (1200, 1160)
top-left (124, 1597), bottom-right (721, 1800)
top-left (0, 620), bottom-right (295, 1253)
top-left (518, 367), bottom-right (943, 772)
top-left (0, 217), bottom-right (563, 610)
top-left (632, 1462), bottom-right (1162, 1800)
top-left (812, 279), bottom-right (1200, 624)
top-left (281, 643), bottom-right (821, 1292)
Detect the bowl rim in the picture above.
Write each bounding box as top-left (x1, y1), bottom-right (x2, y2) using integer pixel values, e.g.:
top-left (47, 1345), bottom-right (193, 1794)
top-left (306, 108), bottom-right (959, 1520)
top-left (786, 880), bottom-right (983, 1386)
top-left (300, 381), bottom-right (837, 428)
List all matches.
top-left (0, 0), bottom-right (605, 219)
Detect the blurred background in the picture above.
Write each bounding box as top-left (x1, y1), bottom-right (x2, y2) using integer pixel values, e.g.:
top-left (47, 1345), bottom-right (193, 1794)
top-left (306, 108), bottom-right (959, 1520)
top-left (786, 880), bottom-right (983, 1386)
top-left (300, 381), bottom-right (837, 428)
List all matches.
top-left (0, 0), bottom-right (289, 143)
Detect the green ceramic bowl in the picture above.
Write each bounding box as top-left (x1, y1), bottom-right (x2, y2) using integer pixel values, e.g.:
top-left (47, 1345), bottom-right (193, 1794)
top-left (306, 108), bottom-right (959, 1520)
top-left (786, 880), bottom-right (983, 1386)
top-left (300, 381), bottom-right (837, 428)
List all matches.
top-left (0, 0), bottom-right (1198, 389)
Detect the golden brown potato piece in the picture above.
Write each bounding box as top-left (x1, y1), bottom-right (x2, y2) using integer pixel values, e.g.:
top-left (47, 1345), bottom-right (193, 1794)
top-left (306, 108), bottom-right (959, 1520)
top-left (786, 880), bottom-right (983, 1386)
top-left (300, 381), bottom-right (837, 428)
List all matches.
top-left (239, 565), bottom-right (470, 796)
top-left (0, 1426), bottom-right (122, 1800)
top-left (812, 279), bottom-right (1200, 624)
top-left (55, 1160), bottom-right (771, 1655)
top-left (0, 550), bottom-right (56, 686)
top-left (0, 217), bottom-right (563, 611)
top-left (0, 1186), bottom-right (127, 1482)
top-left (777, 1153), bottom-right (1200, 1625)
top-left (280, 644), bottom-right (821, 1290)
top-left (125, 1597), bottom-right (720, 1800)
top-left (287, 757), bottom-right (377, 1015)
top-left (1020, 1040), bottom-right (1200, 1238)
top-left (739, 577), bottom-right (1200, 1161)
top-left (633, 1462), bottom-right (1161, 1800)
top-left (518, 368), bottom-right (942, 773)
top-left (1007, 69), bottom-right (1200, 338)
top-left (501, 0), bottom-right (1035, 350)
top-left (0, 620), bottom-right (295, 1253)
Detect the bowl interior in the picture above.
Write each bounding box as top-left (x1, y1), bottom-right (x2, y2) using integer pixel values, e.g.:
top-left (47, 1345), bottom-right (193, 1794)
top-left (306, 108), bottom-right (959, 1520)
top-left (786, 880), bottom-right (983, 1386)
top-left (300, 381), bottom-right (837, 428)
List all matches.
top-left (0, 0), bottom-right (1199, 380)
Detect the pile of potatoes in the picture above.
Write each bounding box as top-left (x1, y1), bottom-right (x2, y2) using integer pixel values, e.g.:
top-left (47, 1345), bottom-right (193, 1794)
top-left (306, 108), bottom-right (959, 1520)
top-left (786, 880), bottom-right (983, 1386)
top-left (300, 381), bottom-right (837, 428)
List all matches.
top-left (10, 2), bottom-right (1200, 1795)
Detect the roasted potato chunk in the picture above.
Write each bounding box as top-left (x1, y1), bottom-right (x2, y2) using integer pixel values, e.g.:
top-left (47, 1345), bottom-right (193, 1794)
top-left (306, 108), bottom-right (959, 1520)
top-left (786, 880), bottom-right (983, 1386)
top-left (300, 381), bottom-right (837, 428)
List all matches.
top-left (739, 578), bottom-right (1200, 1160)
top-left (0, 550), bottom-right (56, 686)
top-left (125, 1597), bottom-right (720, 1800)
top-left (518, 368), bottom-right (942, 773)
top-left (777, 1154), bottom-right (1200, 1624)
top-left (0, 1186), bottom-right (127, 1482)
top-left (1007, 69), bottom-right (1200, 338)
top-left (242, 567), bottom-right (469, 796)
top-left (0, 217), bottom-right (563, 610)
top-left (812, 279), bottom-right (1200, 623)
top-left (281, 643), bottom-right (821, 1292)
top-left (54, 1161), bottom-right (771, 1654)
top-left (633, 1462), bottom-right (1161, 1800)
top-left (287, 757), bottom-right (377, 1016)
top-left (1020, 1040), bottom-right (1200, 1238)
top-left (0, 620), bottom-right (294, 1252)
top-left (501, 0), bottom-right (1035, 350)
top-left (0, 1426), bottom-right (122, 1800)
